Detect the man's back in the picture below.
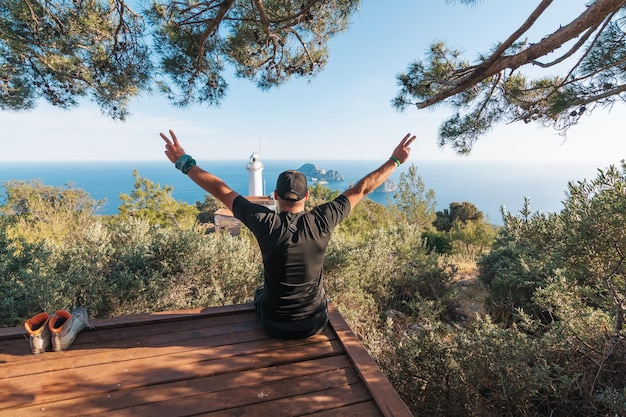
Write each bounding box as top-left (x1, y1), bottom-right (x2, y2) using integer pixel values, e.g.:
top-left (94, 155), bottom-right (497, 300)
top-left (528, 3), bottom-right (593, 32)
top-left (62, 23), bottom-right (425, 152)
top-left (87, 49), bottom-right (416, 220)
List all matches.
top-left (233, 194), bottom-right (350, 325)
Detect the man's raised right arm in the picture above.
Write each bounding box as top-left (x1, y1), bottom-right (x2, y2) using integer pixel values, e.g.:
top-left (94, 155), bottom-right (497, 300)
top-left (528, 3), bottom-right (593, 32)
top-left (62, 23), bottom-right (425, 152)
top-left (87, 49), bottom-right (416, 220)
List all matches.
top-left (342, 133), bottom-right (415, 209)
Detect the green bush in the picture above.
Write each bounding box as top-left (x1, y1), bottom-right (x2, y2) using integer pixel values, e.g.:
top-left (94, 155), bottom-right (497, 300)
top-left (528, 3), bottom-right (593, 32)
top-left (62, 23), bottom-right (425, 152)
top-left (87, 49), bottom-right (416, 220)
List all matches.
top-left (1, 179), bottom-right (104, 245)
top-left (0, 177), bottom-right (264, 325)
top-left (0, 217), bottom-right (55, 326)
top-left (478, 200), bottom-right (564, 324)
top-left (466, 165), bottom-right (626, 416)
top-left (380, 314), bottom-right (547, 417)
top-left (422, 229), bottom-right (452, 254)
top-left (118, 170), bottom-right (198, 228)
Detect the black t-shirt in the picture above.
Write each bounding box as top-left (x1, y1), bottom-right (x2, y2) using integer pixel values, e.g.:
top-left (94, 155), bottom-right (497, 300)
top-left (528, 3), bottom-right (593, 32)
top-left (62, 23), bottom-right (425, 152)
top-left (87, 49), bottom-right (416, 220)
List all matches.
top-left (232, 195), bottom-right (351, 323)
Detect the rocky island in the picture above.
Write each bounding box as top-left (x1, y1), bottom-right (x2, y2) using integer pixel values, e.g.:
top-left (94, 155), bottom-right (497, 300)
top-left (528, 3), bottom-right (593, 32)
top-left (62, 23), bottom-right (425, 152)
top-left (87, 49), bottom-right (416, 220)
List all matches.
top-left (297, 163), bottom-right (344, 181)
top-left (375, 179), bottom-right (398, 193)
top-left (297, 163), bottom-right (397, 194)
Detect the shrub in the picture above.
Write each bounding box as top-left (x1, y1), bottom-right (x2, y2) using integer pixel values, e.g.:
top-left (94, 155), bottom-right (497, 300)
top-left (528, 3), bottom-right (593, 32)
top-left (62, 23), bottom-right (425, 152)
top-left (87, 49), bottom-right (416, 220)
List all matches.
top-left (1, 180), bottom-right (104, 245)
top-left (118, 170), bottom-right (198, 228)
top-left (478, 200), bottom-right (563, 324)
top-left (422, 229), bottom-right (452, 254)
top-left (0, 217), bottom-right (55, 326)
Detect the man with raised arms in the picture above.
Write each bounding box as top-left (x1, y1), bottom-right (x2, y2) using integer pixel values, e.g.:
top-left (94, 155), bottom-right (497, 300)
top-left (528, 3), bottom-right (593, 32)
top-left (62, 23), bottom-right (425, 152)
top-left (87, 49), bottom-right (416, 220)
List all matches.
top-left (160, 130), bottom-right (415, 339)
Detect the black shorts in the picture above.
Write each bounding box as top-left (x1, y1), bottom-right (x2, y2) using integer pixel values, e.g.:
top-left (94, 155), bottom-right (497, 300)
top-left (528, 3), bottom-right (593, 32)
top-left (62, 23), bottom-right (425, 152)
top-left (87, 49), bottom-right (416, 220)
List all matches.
top-left (254, 285), bottom-right (328, 339)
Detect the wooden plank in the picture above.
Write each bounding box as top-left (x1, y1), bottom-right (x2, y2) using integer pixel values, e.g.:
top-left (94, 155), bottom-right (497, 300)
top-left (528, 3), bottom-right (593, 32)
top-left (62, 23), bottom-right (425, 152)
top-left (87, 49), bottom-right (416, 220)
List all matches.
top-left (300, 401), bottom-right (384, 417)
top-left (78, 311), bottom-right (260, 344)
top-left (1, 329), bottom-right (265, 380)
top-left (327, 303), bottom-right (414, 417)
top-left (2, 356), bottom-right (354, 417)
top-left (90, 364), bottom-right (363, 416)
top-left (75, 311), bottom-right (260, 346)
top-left (197, 383), bottom-right (374, 417)
top-left (0, 337), bottom-right (344, 410)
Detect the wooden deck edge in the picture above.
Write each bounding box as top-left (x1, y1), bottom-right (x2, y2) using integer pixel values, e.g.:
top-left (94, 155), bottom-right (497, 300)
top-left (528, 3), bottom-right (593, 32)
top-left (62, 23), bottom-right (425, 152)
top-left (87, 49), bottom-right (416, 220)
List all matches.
top-left (327, 302), bottom-right (415, 417)
top-left (0, 303), bottom-right (257, 341)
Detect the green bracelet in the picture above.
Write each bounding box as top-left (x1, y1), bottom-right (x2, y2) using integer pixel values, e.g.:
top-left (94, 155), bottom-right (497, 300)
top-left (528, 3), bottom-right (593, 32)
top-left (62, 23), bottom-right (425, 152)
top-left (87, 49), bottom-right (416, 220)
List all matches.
top-left (389, 156), bottom-right (401, 167)
top-left (175, 154), bottom-right (196, 174)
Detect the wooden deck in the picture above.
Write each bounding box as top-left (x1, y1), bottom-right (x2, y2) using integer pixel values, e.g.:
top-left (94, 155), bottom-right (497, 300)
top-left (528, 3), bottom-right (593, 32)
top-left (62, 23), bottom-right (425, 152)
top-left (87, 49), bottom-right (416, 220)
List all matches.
top-left (0, 303), bottom-right (413, 417)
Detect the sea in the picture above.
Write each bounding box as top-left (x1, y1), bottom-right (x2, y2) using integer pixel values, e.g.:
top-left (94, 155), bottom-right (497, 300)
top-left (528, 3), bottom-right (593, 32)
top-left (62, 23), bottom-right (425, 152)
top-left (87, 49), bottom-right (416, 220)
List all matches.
top-left (0, 159), bottom-right (616, 225)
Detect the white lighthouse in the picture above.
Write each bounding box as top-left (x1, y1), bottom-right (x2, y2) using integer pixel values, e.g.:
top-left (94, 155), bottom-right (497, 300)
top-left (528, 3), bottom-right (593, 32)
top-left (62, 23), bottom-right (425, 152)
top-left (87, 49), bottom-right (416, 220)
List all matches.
top-left (247, 151), bottom-right (264, 196)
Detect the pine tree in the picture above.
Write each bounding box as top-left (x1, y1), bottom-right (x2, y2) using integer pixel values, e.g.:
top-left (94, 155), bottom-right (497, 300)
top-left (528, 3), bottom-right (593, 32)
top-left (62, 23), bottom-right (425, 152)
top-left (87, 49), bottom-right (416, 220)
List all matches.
top-left (0, 0), bottom-right (360, 118)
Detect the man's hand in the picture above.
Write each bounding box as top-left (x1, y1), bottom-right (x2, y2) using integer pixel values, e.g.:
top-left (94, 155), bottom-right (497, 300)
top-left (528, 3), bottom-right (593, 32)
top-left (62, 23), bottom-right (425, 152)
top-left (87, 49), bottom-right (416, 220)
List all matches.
top-left (391, 133), bottom-right (416, 165)
top-left (159, 128), bottom-right (239, 210)
top-left (160, 129), bottom-right (187, 163)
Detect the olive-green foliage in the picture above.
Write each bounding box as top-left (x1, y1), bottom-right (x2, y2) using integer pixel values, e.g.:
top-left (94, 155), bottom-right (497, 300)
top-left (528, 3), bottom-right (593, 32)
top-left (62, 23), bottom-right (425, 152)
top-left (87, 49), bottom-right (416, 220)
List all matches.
top-left (195, 194), bottom-right (224, 224)
top-left (325, 222), bottom-right (455, 337)
top-left (381, 292), bottom-right (626, 417)
top-left (379, 313), bottom-right (544, 417)
top-left (480, 164), bottom-right (626, 329)
top-left (478, 198), bottom-right (563, 323)
top-left (462, 165), bottom-right (626, 416)
top-left (0, 216), bottom-right (54, 326)
top-left (449, 218), bottom-right (497, 258)
top-left (118, 170), bottom-right (198, 228)
top-left (391, 164), bottom-right (436, 228)
top-left (532, 274), bottom-right (624, 413)
top-left (305, 183), bottom-right (340, 210)
top-left (1, 179), bottom-right (104, 245)
top-left (559, 165), bottom-right (626, 335)
top-left (0, 180), bottom-right (262, 327)
top-left (422, 229), bottom-right (452, 254)
top-left (0, 213), bottom-right (262, 326)
top-left (336, 198), bottom-right (392, 239)
top-left (434, 201), bottom-right (484, 232)
top-left (431, 201), bottom-right (496, 257)
top-left (343, 164), bottom-right (625, 417)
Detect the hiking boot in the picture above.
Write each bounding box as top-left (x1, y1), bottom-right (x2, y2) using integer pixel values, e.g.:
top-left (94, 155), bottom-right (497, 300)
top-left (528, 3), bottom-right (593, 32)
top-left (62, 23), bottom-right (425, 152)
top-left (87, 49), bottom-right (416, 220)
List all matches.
top-left (49, 307), bottom-right (91, 351)
top-left (24, 312), bottom-right (52, 354)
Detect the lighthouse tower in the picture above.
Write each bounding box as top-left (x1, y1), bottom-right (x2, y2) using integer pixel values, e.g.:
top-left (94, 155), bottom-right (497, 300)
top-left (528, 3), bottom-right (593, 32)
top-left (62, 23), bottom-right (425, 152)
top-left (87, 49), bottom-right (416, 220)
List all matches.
top-left (247, 151), bottom-right (264, 196)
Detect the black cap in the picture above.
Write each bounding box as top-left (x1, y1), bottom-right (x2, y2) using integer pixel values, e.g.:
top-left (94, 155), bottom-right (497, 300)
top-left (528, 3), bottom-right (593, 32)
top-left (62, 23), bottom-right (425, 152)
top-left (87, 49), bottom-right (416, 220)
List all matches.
top-left (276, 170), bottom-right (307, 201)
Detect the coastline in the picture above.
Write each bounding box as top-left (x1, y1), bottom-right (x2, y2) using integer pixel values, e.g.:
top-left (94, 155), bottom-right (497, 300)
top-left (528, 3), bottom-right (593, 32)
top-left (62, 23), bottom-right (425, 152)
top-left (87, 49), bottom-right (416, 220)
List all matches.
top-left (0, 159), bottom-right (614, 224)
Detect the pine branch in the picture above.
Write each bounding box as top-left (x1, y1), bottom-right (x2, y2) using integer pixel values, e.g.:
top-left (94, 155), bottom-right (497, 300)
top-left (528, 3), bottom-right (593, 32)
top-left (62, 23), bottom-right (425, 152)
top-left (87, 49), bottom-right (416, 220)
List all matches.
top-left (479, 0), bottom-right (554, 73)
top-left (253, 0), bottom-right (272, 35)
top-left (577, 83), bottom-right (626, 106)
top-left (532, 23), bottom-right (599, 68)
top-left (474, 72), bottom-right (501, 121)
top-left (195, 0), bottom-right (235, 75)
top-left (417, 0), bottom-right (626, 109)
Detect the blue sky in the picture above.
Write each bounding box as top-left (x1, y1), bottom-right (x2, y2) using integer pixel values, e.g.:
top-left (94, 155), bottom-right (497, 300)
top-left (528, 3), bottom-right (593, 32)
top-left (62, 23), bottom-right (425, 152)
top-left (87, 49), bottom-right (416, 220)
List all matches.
top-left (2, 0), bottom-right (625, 164)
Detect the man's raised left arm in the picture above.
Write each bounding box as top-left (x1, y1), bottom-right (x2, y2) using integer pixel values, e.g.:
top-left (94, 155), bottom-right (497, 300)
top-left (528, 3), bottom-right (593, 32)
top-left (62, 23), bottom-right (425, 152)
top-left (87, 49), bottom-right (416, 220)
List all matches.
top-left (160, 129), bottom-right (240, 211)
